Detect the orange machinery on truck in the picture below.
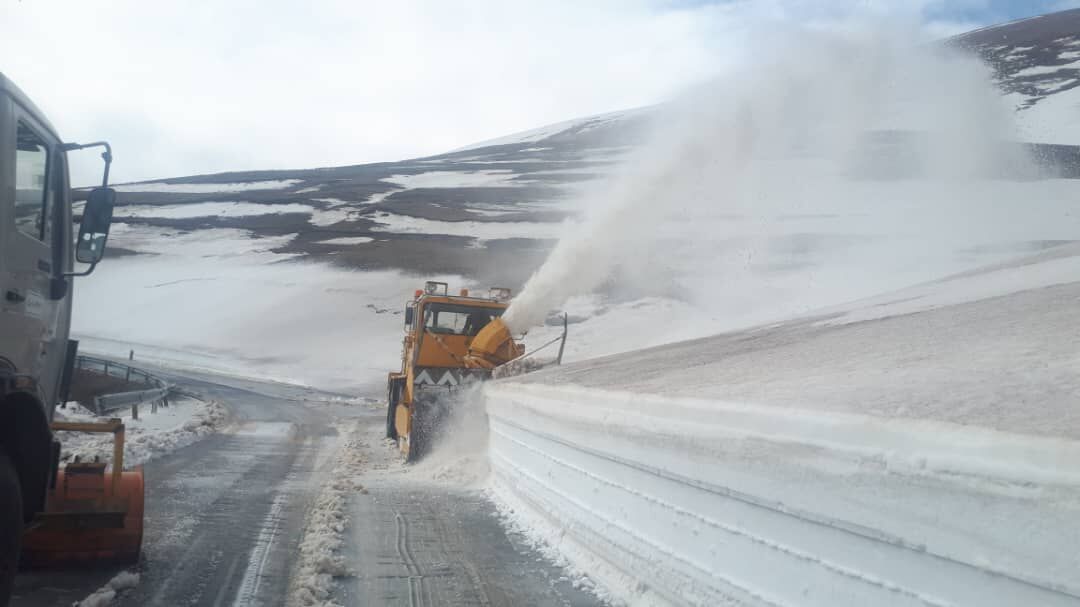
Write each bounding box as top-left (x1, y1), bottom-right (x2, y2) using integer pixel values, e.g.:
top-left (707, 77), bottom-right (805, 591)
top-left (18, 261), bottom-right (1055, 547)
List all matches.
top-left (386, 281), bottom-right (523, 460)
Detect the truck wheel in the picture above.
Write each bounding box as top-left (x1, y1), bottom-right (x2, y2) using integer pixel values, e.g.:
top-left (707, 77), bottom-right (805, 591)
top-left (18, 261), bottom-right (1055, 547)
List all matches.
top-left (406, 399), bottom-right (433, 463)
top-left (385, 382), bottom-right (399, 440)
top-left (0, 452), bottom-right (22, 605)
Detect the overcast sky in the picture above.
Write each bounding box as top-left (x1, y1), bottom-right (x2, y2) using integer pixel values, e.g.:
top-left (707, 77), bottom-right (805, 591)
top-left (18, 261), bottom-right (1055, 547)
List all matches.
top-left (0, 0), bottom-right (1072, 185)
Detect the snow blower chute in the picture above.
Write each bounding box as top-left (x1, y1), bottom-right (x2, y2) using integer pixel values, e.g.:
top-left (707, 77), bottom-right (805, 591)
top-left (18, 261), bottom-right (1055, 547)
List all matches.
top-left (20, 419), bottom-right (144, 567)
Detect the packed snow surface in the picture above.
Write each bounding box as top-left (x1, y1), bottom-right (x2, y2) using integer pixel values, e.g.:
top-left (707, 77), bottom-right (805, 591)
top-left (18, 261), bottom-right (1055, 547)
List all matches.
top-left (111, 179), bottom-right (301, 193)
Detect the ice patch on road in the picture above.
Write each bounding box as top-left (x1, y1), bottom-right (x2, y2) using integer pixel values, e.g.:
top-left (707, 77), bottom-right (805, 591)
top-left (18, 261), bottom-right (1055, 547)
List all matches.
top-left (112, 179), bottom-right (301, 193)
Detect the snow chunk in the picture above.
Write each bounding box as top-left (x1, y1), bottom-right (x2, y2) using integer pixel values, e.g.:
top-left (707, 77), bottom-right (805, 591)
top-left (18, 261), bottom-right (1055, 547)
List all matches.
top-left (74, 570), bottom-right (140, 607)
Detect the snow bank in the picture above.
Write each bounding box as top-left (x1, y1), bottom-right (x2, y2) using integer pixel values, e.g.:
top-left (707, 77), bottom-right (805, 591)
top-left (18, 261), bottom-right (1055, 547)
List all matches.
top-left (56, 397), bottom-right (228, 467)
top-left (485, 381), bottom-right (1080, 606)
top-left (287, 423), bottom-right (366, 607)
top-left (111, 179), bottom-right (301, 193)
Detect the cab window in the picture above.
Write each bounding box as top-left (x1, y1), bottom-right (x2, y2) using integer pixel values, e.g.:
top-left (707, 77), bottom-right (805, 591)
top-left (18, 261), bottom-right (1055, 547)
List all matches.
top-left (423, 303), bottom-right (503, 336)
top-left (14, 121), bottom-right (50, 241)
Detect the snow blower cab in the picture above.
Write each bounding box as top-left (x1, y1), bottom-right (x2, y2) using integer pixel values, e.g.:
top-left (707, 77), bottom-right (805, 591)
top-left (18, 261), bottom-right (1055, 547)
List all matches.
top-left (386, 282), bottom-right (523, 461)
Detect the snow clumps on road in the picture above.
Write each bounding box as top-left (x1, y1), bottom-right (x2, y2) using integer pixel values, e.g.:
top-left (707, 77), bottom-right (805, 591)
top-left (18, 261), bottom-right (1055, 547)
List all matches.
top-left (287, 423), bottom-right (367, 607)
top-left (73, 570), bottom-right (140, 607)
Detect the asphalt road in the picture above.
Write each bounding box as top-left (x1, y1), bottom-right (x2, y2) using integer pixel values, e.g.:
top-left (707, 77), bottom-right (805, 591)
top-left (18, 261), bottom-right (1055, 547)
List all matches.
top-left (336, 421), bottom-right (602, 607)
top-left (11, 365), bottom-right (603, 607)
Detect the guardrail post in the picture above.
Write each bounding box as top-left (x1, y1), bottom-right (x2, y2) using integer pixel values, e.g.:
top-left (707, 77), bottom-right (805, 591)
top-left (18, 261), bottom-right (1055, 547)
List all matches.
top-left (93, 396), bottom-right (102, 416)
top-left (131, 403), bottom-right (138, 420)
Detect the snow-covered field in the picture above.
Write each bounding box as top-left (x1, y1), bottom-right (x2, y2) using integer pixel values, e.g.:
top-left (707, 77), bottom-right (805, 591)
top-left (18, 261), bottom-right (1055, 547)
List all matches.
top-left (111, 180), bottom-right (302, 193)
top-left (369, 211), bottom-right (566, 241)
top-left (113, 201), bottom-right (314, 219)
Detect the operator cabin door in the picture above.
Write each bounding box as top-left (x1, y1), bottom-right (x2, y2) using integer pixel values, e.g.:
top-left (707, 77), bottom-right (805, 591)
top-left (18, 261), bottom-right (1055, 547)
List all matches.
top-left (1, 105), bottom-right (61, 396)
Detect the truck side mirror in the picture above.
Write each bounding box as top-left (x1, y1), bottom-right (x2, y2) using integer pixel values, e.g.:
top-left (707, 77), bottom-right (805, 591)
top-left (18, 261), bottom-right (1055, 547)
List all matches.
top-left (404, 304), bottom-right (415, 328)
top-left (76, 187), bottom-right (115, 265)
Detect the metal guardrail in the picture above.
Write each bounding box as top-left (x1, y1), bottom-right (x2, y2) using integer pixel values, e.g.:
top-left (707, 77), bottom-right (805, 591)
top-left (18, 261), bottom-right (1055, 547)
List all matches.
top-left (76, 355), bottom-right (174, 415)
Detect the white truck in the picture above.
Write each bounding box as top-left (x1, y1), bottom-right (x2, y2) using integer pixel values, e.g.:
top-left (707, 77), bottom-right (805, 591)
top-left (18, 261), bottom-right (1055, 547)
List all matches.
top-left (0, 72), bottom-right (116, 603)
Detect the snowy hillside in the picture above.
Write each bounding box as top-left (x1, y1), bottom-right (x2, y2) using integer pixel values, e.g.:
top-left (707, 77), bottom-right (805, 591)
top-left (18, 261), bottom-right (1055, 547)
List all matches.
top-left (74, 9), bottom-right (1080, 393)
top-left (951, 8), bottom-right (1080, 144)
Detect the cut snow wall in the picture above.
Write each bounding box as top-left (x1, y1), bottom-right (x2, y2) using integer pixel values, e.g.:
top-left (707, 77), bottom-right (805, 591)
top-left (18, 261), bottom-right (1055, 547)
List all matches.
top-left (486, 382), bottom-right (1080, 607)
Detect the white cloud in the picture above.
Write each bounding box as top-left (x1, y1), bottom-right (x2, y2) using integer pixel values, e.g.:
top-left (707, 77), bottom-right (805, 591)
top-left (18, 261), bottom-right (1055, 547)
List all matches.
top-left (0, 1), bottom-right (969, 186)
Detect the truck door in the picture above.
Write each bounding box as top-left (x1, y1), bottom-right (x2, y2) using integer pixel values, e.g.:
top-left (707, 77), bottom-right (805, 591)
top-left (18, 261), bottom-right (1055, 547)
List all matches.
top-left (0, 104), bottom-right (63, 407)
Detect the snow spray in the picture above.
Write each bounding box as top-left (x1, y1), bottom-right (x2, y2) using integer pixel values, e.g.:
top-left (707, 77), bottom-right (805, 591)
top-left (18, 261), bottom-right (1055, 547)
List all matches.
top-left (502, 22), bottom-right (1030, 334)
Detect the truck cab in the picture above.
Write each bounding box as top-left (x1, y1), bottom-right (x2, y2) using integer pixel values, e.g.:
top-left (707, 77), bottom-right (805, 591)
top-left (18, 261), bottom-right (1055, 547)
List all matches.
top-left (0, 72), bottom-right (115, 602)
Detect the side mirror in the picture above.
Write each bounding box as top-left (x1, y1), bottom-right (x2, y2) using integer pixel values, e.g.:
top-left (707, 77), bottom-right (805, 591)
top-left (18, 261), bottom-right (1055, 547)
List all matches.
top-left (404, 304), bottom-right (415, 328)
top-left (76, 187), bottom-right (115, 265)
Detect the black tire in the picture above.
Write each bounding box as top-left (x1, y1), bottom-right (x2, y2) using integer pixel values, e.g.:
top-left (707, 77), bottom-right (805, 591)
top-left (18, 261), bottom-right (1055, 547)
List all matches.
top-left (406, 399), bottom-right (428, 463)
top-left (385, 381), bottom-right (399, 440)
top-left (0, 453), bottom-right (22, 606)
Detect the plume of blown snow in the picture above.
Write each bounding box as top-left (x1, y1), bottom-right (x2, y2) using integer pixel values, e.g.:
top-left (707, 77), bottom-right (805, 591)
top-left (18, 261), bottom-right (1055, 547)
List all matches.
top-left (502, 21), bottom-right (1030, 334)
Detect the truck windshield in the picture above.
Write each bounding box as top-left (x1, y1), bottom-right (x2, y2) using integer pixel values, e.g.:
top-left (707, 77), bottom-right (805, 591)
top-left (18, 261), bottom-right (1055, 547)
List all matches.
top-left (423, 303), bottom-right (503, 336)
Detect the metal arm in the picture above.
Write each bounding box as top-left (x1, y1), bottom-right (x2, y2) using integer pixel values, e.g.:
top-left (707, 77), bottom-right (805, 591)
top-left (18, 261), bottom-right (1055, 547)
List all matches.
top-left (59, 141), bottom-right (113, 187)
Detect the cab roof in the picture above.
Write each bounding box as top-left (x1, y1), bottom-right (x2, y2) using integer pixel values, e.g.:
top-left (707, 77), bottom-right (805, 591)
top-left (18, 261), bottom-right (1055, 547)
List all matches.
top-left (419, 294), bottom-right (509, 309)
top-left (0, 72), bottom-right (60, 140)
